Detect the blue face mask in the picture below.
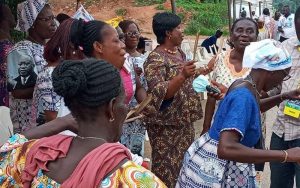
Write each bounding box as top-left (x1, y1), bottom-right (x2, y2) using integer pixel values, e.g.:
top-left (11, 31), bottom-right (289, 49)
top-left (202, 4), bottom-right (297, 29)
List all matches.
top-left (193, 75), bottom-right (210, 93)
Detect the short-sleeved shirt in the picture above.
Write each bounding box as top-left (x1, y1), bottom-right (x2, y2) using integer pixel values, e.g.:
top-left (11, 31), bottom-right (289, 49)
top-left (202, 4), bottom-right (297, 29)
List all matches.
top-left (31, 66), bottom-right (62, 125)
top-left (278, 14), bottom-right (296, 39)
top-left (209, 87), bottom-right (261, 147)
top-left (273, 37), bottom-right (300, 141)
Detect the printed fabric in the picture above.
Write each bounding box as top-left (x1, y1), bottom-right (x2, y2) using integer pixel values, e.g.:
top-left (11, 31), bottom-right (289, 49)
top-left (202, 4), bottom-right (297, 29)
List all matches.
top-left (143, 47), bottom-right (203, 187)
top-left (0, 134), bottom-right (167, 188)
top-left (31, 66), bottom-right (62, 125)
top-left (6, 40), bottom-right (46, 133)
top-left (176, 133), bottom-right (256, 188)
top-left (120, 54), bottom-right (147, 157)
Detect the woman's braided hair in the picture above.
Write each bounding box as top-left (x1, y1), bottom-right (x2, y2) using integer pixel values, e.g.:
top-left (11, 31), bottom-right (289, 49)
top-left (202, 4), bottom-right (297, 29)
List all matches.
top-left (52, 59), bottom-right (121, 117)
top-left (78, 20), bottom-right (109, 57)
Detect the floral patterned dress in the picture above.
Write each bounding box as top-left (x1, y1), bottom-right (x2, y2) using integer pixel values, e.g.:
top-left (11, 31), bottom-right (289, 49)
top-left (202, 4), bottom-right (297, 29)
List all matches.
top-left (0, 134), bottom-right (167, 188)
top-left (143, 47), bottom-right (203, 187)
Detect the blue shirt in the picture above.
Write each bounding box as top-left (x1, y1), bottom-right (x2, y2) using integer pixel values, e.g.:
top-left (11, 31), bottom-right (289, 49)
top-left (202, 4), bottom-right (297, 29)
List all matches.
top-left (209, 87), bottom-right (261, 147)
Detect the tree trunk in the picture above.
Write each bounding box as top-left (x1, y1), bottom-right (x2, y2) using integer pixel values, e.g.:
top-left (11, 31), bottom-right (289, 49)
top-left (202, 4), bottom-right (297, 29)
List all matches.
top-left (170, 0), bottom-right (176, 14)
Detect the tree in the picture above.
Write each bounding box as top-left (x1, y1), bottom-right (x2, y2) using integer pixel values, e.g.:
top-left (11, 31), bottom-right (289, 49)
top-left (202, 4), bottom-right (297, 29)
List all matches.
top-left (4, 0), bottom-right (26, 42)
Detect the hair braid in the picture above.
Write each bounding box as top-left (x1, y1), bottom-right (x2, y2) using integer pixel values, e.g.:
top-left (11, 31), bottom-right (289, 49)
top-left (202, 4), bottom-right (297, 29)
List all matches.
top-left (44, 18), bottom-right (75, 62)
top-left (52, 58), bottom-right (121, 109)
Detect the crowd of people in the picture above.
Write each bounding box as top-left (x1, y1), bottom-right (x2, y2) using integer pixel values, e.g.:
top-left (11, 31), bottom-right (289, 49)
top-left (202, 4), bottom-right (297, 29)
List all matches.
top-left (0, 0), bottom-right (300, 187)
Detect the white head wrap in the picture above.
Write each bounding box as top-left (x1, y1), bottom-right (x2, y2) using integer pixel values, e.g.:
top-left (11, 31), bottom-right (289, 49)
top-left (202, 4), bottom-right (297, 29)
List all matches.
top-left (16, 0), bottom-right (47, 32)
top-left (243, 39), bottom-right (292, 71)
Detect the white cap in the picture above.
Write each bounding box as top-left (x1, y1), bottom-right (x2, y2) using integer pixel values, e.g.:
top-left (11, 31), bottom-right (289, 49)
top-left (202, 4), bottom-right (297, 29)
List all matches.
top-left (243, 39), bottom-right (292, 71)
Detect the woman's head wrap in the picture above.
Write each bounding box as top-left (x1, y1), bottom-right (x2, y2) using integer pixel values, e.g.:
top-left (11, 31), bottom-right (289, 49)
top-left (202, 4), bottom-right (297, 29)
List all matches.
top-left (16, 0), bottom-right (47, 32)
top-left (243, 39), bottom-right (292, 71)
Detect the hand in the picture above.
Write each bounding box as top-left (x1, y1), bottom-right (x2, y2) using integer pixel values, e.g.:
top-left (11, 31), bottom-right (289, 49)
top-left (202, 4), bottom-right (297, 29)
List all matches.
top-left (286, 147), bottom-right (300, 162)
top-left (207, 80), bottom-right (228, 100)
top-left (134, 66), bottom-right (143, 77)
top-left (207, 56), bottom-right (216, 71)
top-left (61, 114), bottom-right (78, 133)
top-left (282, 88), bottom-right (300, 101)
top-left (180, 61), bottom-right (196, 78)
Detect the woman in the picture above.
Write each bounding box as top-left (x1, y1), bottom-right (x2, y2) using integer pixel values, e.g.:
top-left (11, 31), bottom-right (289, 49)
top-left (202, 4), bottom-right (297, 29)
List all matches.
top-left (176, 40), bottom-right (300, 187)
top-left (0, 3), bottom-right (15, 107)
top-left (143, 12), bottom-right (202, 187)
top-left (118, 20), bottom-right (147, 156)
top-left (6, 0), bottom-right (56, 133)
top-left (57, 20), bottom-right (146, 115)
top-left (202, 18), bottom-right (254, 136)
top-left (31, 18), bottom-right (84, 124)
top-left (0, 59), bottom-right (166, 187)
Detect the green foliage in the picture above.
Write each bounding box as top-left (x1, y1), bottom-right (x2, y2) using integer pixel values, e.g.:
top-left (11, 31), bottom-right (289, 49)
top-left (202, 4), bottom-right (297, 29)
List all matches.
top-left (115, 8), bottom-right (127, 16)
top-left (4, 0), bottom-right (26, 42)
top-left (177, 12), bottom-right (186, 22)
top-left (177, 0), bottom-right (229, 36)
top-left (155, 4), bottom-right (165, 10)
top-left (134, 0), bottom-right (166, 7)
top-left (273, 0), bottom-right (300, 13)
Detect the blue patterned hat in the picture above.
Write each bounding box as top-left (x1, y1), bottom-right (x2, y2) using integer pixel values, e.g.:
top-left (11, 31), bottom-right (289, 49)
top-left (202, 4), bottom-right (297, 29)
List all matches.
top-left (16, 0), bottom-right (47, 32)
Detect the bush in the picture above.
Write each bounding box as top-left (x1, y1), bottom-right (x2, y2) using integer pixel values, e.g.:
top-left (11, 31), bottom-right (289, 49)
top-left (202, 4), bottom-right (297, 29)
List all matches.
top-left (155, 4), bottom-right (165, 10)
top-left (134, 0), bottom-right (166, 6)
top-left (5, 0), bottom-right (26, 42)
top-left (177, 0), bottom-right (229, 36)
top-left (115, 8), bottom-right (127, 16)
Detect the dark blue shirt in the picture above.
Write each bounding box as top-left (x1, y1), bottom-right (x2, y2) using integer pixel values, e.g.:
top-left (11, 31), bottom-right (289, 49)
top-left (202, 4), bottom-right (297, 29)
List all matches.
top-left (201, 35), bottom-right (218, 54)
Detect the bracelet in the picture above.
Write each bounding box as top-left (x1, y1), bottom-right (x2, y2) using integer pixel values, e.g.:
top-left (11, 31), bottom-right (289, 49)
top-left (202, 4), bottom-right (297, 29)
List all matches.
top-left (281, 150), bottom-right (288, 163)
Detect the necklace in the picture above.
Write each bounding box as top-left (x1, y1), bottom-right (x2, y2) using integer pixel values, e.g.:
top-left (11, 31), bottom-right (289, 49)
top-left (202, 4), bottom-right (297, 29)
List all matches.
top-left (243, 75), bottom-right (262, 99)
top-left (76, 135), bottom-right (107, 142)
top-left (164, 47), bottom-right (177, 54)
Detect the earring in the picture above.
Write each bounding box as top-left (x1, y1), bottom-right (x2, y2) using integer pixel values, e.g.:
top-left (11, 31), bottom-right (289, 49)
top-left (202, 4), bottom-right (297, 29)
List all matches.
top-left (72, 51), bottom-right (76, 55)
top-left (109, 117), bottom-right (115, 122)
top-left (168, 36), bottom-right (171, 40)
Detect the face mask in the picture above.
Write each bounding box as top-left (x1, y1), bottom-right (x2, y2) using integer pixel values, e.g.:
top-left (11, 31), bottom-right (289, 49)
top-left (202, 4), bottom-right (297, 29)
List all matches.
top-left (192, 75), bottom-right (210, 93)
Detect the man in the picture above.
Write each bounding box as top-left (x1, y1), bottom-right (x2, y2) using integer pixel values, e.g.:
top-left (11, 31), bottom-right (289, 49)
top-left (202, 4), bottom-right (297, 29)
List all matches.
top-left (270, 6), bottom-right (300, 188)
top-left (252, 11), bottom-right (258, 20)
top-left (278, 5), bottom-right (296, 42)
top-left (201, 29), bottom-right (223, 54)
top-left (7, 50), bottom-right (37, 91)
top-left (240, 7), bottom-right (247, 18)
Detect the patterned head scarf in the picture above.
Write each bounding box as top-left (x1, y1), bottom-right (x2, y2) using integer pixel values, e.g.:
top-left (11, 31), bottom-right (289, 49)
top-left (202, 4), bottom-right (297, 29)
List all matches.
top-left (243, 39), bottom-right (292, 71)
top-left (16, 0), bottom-right (47, 32)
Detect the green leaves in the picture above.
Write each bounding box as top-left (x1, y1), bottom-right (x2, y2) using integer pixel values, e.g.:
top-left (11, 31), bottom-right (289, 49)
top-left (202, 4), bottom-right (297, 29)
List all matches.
top-left (177, 0), bottom-right (229, 36)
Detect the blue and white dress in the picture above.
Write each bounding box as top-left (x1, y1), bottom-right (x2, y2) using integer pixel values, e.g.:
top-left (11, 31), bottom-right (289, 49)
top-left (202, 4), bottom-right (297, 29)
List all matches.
top-left (31, 66), bottom-right (62, 125)
top-left (177, 87), bottom-right (261, 188)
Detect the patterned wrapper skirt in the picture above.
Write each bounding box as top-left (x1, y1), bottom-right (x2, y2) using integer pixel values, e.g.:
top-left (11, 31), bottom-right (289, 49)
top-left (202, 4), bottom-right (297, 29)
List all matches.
top-left (176, 133), bottom-right (257, 188)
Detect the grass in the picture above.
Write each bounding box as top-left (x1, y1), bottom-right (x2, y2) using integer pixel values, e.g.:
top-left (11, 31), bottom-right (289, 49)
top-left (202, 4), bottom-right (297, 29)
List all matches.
top-left (134, 0), bottom-right (166, 6)
top-left (115, 8), bottom-right (127, 16)
top-left (155, 4), bottom-right (165, 10)
top-left (176, 0), bottom-right (229, 36)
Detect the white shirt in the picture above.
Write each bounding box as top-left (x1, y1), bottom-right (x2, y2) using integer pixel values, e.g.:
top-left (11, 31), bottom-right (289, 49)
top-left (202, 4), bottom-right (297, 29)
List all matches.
top-left (278, 14), bottom-right (296, 39)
